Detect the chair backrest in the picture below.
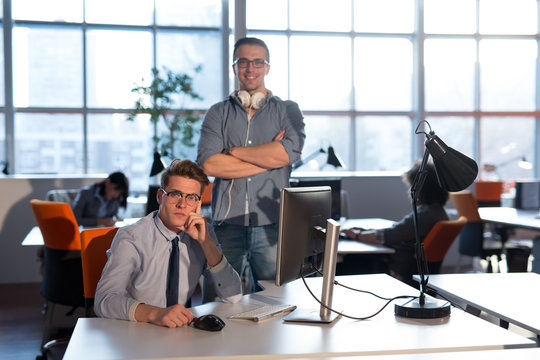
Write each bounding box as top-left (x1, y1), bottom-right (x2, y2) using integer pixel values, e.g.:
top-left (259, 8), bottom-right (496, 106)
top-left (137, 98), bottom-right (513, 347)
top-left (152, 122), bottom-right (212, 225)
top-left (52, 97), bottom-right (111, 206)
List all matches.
top-left (474, 181), bottom-right (504, 206)
top-left (201, 181), bottom-right (213, 205)
top-left (30, 199), bottom-right (84, 306)
top-left (423, 216), bottom-right (468, 264)
top-left (80, 227), bottom-right (118, 303)
top-left (449, 191), bottom-right (482, 222)
top-left (46, 188), bottom-right (79, 206)
top-left (30, 199), bottom-right (80, 250)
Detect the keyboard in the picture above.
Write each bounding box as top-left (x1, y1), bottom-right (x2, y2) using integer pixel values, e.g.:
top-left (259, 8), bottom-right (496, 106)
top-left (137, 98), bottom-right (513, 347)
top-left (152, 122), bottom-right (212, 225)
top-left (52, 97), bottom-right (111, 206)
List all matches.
top-left (228, 304), bottom-right (297, 322)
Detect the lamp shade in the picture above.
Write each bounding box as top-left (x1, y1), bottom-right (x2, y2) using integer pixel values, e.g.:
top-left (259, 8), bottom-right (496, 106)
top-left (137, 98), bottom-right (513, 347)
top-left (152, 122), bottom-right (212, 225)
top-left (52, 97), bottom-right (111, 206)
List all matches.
top-left (425, 134), bottom-right (478, 192)
top-left (326, 146), bottom-right (343, 168)
top-left (149, 151), bottom-right (166, 177)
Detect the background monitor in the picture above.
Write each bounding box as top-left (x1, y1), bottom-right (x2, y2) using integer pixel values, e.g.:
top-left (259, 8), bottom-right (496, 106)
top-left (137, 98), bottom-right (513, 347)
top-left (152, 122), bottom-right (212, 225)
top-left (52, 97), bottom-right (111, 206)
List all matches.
top-left (276, 186), bottom-right (340, 323)
top-left (290, 178), bottom-right (341, 220)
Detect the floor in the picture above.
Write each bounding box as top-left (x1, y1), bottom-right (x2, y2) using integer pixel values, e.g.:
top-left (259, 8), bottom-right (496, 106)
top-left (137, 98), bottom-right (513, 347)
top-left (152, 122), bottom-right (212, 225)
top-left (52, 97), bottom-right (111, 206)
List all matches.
top-left (0, 283), bottom-right (44, 360)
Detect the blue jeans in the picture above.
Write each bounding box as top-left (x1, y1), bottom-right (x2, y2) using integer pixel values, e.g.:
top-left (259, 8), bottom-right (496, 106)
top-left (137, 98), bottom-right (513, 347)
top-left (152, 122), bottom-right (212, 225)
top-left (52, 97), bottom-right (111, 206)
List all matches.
top-left (214, 223), bottom-right (278, 288)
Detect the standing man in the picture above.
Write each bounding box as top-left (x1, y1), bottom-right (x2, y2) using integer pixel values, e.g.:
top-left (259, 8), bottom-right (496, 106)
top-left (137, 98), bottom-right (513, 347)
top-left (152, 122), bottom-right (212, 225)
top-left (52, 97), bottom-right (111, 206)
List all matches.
top-left (197, 37), bottom-right (305, 290)
top-left (95, 159), bottom-right (242, 328)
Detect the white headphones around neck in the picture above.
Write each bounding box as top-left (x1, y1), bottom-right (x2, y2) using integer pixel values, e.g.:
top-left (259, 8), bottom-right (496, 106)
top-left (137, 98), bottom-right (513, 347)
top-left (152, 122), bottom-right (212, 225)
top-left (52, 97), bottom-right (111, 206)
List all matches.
top-left (236, 90), bottom-right (266, 110)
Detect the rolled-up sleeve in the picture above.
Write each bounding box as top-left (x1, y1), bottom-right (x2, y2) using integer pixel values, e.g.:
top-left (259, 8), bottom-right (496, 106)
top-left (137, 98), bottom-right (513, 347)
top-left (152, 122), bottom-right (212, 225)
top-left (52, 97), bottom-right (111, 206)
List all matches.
top-left (279, 100), bottom-right (305, 165)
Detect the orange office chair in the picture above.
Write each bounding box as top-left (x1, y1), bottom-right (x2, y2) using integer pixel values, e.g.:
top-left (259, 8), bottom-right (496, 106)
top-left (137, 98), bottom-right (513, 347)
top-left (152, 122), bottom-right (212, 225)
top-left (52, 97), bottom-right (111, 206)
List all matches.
top-left (30, 199), bottom-right (84, 360)
top-left (474, 180), bottom-right (504, 207)
top-left (422, 216), bottom-right (467, 274)
top-left (80, 227), bottom-right (119, 317)
top-left (450, 191), bottom-right (503, 272)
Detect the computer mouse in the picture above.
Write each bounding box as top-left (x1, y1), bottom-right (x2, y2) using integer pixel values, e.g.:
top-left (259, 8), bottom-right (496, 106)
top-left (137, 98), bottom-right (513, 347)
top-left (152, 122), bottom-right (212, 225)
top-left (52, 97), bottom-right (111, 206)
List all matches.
top-left (192, 314), bottom-right (226, 331)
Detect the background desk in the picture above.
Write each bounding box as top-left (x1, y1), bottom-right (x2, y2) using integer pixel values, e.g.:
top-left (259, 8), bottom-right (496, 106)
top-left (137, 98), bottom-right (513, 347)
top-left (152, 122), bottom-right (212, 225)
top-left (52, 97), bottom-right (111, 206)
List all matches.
top-left (21, 218), bottom-right (140, 246)
top-left (419, 272), bottom-right (540, 339)
top-left (63, 274), bottom-right (534, 360)
top-left (478, 207), bottom-right (540, 272)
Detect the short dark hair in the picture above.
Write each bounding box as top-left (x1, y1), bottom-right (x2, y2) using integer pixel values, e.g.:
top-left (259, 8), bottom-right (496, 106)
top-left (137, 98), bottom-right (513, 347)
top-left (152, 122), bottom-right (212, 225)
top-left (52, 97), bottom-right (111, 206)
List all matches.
top-left (403, 161), bottom-right (449, 206)
top-left (233, 37), bottom-right (270, 62)
top-left (161, 159), bottom-right (210, 195)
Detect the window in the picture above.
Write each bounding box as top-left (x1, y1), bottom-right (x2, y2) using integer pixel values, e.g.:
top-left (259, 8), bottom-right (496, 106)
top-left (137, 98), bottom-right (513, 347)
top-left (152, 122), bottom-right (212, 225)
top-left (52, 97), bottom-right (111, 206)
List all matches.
top-left (2, 0), bottom-right (540, 184)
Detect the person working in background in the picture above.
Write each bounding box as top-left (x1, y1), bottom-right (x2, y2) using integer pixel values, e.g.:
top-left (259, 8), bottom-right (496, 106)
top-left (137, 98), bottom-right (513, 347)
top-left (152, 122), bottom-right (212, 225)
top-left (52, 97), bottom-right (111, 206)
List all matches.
top-left (72, 171), bottom-right (129, 227)
top-left (94, 159), bottom-right (242, 328)
top-left (197, 37), bottom-right (305, 290)
top-left (342, 161), bottom-right (449, 286)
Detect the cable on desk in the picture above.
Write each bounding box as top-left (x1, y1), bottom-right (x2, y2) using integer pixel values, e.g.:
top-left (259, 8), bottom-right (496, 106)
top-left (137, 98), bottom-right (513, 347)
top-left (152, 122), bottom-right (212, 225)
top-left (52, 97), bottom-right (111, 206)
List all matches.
top-left (300, 275), bottom-right (417, 321)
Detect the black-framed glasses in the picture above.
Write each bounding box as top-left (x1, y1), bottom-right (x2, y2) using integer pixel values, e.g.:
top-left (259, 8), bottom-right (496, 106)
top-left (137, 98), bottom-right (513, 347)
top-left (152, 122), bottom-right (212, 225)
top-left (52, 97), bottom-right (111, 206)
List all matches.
top-left (233, 58), bottom-right (269, 68)
top-left (160, 188), bottom-right (201, 206)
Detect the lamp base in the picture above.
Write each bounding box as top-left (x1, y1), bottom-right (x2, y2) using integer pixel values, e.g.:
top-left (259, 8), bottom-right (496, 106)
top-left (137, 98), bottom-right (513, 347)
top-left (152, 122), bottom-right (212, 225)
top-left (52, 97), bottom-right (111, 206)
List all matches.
top-left (394, 295), bottom-right (451, 319)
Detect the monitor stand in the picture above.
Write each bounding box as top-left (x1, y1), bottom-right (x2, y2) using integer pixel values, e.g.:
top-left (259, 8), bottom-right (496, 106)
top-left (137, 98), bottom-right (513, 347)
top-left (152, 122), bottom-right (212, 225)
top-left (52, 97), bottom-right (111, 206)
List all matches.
top-left (283, 219), bottom-right (340, 324)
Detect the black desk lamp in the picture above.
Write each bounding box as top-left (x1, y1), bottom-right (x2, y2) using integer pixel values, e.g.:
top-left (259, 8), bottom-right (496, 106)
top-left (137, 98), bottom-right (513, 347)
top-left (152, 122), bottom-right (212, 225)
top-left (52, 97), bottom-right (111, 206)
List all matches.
top-left (149, 151), bottom-right (167, 177)
top-left (292, 146), bottom-right (344, 170)
top-left (395, 120), bottom-right (478, 319)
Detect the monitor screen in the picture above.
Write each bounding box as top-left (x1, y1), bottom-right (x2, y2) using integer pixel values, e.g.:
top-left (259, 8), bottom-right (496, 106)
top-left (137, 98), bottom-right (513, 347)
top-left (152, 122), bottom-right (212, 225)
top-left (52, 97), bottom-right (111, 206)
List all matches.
top-left (276, 186), bottom-right (340, 323)
top-left (290, 178), bottom-right (341, 220)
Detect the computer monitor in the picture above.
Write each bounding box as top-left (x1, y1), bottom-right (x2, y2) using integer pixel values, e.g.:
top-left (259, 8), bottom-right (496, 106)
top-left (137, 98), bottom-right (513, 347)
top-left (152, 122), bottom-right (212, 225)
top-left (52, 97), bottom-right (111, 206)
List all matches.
top-left (289, 178), bottom-right (341, 220)
top-left (276, 186), bottom-right (340, 324)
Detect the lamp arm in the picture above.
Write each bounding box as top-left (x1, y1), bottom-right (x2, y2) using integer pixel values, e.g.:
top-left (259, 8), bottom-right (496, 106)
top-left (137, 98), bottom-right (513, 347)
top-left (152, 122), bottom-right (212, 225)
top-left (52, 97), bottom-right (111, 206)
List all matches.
top-left (292, 148), bottom-right (325, 170)
top-left (409, 149), bottom-right (431, 306)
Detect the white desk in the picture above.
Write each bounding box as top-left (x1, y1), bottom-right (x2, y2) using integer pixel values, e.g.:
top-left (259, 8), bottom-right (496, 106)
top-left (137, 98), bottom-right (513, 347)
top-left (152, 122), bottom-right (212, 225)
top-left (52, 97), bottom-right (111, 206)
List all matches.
top-left (419, 272), bottom-right (540, 337)
top-left (294, 348), bottom-right (540, 360)
top-left (63, 274), bottom-right (535, 360)
top-left (21, 218), bottom-right (140, 246)
top-left (478, 207), bottom-right (540, 231)
top-left (338, 217), bottom-right (396, 254)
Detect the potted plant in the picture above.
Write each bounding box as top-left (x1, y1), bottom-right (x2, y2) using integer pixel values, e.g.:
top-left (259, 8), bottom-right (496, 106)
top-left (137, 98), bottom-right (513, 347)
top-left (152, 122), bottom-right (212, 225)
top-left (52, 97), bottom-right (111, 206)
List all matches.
top-left (127, 66), bottom-right (204, 160)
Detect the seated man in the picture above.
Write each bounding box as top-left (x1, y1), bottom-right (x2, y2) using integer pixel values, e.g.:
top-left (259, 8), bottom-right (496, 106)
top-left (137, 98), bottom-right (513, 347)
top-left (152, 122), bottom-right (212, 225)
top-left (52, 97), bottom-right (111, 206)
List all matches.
top-left (95, 159), bottom-right (242, 328)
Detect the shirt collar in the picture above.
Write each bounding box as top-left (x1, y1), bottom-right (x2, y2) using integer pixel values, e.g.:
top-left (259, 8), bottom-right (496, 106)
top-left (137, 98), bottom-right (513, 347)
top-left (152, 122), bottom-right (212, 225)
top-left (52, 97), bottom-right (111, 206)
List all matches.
top-left (152, 211), bottom-right (184, 243)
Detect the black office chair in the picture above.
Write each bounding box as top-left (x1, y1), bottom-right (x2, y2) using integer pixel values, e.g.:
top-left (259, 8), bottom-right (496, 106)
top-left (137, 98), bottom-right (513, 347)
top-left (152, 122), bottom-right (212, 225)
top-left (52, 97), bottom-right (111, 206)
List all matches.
top-left (30, 200), bottom-right (85, 360)
top-left (450, 191), bottom-right (503, 272)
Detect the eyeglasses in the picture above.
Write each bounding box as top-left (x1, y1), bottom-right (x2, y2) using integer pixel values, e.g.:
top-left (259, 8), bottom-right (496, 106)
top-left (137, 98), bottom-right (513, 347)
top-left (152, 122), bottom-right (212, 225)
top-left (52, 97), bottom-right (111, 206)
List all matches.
top-left (160, 188), bottom-right (201, 206)
top-left (233, 58), bottom-right (269, 68)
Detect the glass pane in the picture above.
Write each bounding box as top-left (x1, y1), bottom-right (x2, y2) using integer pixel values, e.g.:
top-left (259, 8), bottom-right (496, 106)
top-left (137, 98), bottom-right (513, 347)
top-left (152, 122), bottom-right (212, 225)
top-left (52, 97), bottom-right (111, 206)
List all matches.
top-left (424, 117), bottom-right (475, 160)
top-left (0, 114), bottom-right (5, 170)
top-left (13, 26), bottom-right (83, 108)
top-left (156, 0), bottom-right (221, 27)
top-left (354, 0), bottom-right (414, 33)
top-left (87, 29), bottom-right (152, 108)
top-left (356, 116), bottom-right (412, 171)
top-left (88, 113), bottom-right (153, 193)
top-left (247, 0), bottom-right (287, 30)
top-left (250, 34), bottom-right (289, 100)
top-left (355, 38), bottom-right (412, 111)
top-left (12, 0), bottom-right (82, 22)
top-left (298, 115), bottom-right (350, 171)
top-left (85, 0), bottom-right (153, 25)
top-left (425, 39), bottom-right (476, 111)
top-left (479, 39), bottom-right (536, 111)
top-left (156, 30), bottom-right (221, 109)
top-left (0, 31), bottom-right (4, 107)
top-left (290, 0), bottom-right (351, 31)
top-left (480, 117), bottom-right (535, 181)
top-left (290, 36), bottom-right (351, 110)
top-left (479, 0), bottom-right (537, 35)
top-left (424, 0), bottom-right (476, 34)
top-left (14, 113), bottom-right (83, 174)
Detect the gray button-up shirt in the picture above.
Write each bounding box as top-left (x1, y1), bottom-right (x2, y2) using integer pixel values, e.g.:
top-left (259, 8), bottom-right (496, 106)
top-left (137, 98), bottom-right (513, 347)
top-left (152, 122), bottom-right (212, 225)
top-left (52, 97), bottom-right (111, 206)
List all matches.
top-left (197, 94), bottom-right (305, 226)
